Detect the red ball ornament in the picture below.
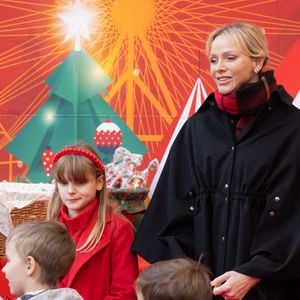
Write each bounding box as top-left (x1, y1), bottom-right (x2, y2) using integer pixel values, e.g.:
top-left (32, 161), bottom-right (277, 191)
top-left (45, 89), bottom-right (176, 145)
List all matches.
top-left (94, 120), bottom-right (123, 154)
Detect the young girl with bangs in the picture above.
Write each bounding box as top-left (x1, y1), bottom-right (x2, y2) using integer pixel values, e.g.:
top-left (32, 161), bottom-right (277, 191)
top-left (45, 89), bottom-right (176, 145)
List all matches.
top-left (47, 142), bottom-right (138, 300)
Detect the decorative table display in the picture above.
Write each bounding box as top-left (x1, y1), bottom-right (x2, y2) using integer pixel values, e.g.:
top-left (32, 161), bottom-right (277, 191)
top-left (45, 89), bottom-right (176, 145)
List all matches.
top-left (106, 147), bottom-right (158, 221)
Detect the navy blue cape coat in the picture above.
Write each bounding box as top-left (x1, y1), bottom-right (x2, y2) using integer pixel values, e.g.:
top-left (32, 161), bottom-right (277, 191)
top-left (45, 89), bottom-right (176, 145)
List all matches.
top-left (132, 86), bottom-right (300, 300)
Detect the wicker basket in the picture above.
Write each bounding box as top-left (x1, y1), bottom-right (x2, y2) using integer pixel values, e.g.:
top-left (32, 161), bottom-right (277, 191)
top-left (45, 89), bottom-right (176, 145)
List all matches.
top-left (0, 200), bottom-right (48, 259)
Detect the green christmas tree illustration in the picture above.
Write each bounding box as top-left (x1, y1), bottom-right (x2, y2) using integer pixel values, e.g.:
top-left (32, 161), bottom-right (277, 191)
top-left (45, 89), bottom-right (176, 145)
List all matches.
top-left (6, 2), bottom-right (147, 182)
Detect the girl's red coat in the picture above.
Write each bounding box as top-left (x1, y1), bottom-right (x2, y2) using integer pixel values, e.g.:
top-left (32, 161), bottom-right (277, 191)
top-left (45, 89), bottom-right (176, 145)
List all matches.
top-left (58, 199), bottom-right (138, 300)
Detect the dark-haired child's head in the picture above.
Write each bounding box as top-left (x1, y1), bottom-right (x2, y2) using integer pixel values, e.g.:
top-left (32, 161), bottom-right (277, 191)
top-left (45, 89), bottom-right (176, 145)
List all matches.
top-left (136, 258), bottom-right (213, 300)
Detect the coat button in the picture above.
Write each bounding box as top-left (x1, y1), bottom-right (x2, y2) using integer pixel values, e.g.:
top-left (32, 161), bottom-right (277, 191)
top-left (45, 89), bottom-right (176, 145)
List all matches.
top-left (221, 236), bottom-right (225, 241)
top-left (269, 211), bottom-right (276, 217)
top-left (231, 146), bottom-right (235, 151)
top-left (225, 197), bottom-right (228, 202)
top-left (274, 196), bottom-right (280, 202)
top-left (224, 184), bottom-right (229, 189)
top-left (188, 191), bottom-right (193, 197)
top-left (189, 206), bottom-right (195, 211)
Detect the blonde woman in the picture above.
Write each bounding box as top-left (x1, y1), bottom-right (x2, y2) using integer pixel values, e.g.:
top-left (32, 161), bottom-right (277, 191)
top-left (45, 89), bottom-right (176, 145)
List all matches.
top-left (132, 22), bottom-right (300, 300)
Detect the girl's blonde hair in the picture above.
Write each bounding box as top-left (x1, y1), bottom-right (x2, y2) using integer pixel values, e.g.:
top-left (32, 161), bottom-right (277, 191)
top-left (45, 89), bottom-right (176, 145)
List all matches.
top-left (206, 22), bottom-right (269, 69)
top-left (47, 141), bottom-right (111, 252)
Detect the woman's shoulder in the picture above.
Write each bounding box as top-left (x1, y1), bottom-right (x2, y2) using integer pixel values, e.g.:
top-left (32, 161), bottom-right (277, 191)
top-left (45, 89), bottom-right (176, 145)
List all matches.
top-left (177, 92), bottom-right (217, 137)
top-left (272, 86), bottom-right (300, 122)
top-left (273, 85), bottom-right (293, 104)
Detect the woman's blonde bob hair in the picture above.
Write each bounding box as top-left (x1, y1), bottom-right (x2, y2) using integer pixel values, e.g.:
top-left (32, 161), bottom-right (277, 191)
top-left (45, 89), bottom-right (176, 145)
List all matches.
top-left (206, 22), bottom-right (269, 68)
top-left (47, 141), bottom-right (111, 252)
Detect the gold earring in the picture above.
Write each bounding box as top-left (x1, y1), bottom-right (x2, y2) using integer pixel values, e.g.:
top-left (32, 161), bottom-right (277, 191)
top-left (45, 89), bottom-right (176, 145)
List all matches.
top-left (254, 67), bottom-right (260, 73)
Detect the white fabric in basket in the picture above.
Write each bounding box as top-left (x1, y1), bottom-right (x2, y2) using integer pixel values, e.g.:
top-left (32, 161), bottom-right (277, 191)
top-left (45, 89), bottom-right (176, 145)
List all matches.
top-left (0, 182), bottom-right (54, 236)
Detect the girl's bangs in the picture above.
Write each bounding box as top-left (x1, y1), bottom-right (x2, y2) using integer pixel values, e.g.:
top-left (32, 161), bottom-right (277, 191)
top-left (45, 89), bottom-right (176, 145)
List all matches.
top-left (54, 155), bottom-right (95, 183)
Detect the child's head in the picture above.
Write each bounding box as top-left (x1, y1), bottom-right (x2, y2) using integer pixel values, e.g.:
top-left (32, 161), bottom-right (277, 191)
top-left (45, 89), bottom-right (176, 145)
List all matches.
top-left (135, 258), bottom-right (212, 300)
top-left (47, 141), bottom-right (110, 252)
top-left (2, 220), bottom-right (76, 297)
